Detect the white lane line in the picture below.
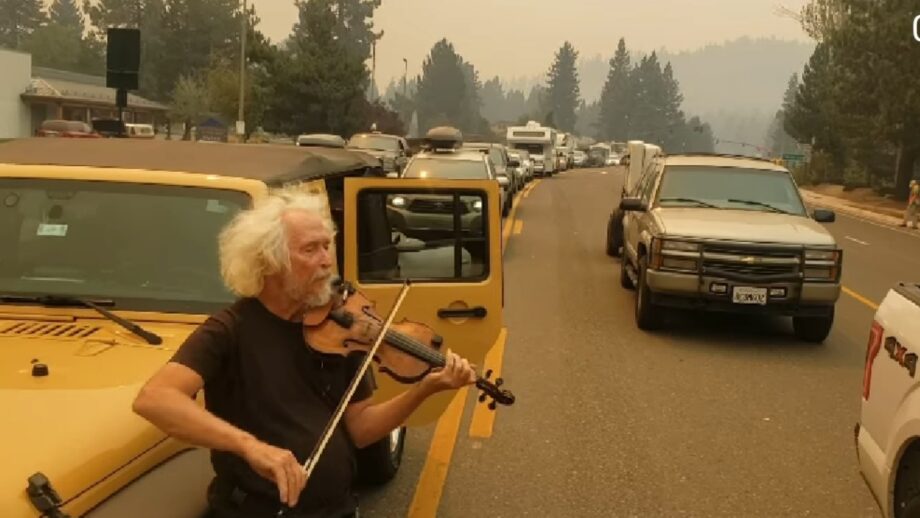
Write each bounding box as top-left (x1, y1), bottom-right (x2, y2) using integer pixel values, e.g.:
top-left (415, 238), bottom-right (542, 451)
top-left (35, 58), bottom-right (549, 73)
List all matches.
top-left (600, 171), bottom-right (608, 175)
top-left (844, 235), bottom-right (870, 246)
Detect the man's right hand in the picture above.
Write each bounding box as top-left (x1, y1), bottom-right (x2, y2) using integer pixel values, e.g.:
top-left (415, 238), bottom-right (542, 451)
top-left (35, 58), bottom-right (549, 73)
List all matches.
top-left (239, 437), bottom-right (307, 507)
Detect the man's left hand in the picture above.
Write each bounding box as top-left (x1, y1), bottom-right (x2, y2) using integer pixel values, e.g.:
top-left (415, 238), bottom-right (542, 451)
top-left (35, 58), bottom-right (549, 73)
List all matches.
top-left (420, 349), bottom-right (476, 394)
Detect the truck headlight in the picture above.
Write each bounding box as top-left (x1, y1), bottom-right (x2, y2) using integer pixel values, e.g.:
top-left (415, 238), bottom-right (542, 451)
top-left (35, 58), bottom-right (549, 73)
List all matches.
top-left (652, 239), bottom-right (701, 270)
top-left (803, 248), bottom-right (842, 281)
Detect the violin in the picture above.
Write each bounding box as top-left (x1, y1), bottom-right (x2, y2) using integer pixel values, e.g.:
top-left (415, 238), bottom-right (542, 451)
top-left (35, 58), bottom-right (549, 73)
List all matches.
top-left (276, 280), bottom-right (514, 516)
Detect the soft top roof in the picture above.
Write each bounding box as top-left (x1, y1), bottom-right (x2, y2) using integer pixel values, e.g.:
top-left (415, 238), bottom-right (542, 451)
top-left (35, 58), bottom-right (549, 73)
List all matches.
top-left (0, 138), bottom-right (382, 184)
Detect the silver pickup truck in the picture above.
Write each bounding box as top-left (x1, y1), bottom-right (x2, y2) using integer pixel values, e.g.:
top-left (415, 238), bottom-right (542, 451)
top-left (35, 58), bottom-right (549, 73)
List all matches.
top-left (618, 153), bottom-right (842, 343)
top-left (856, 282), bottom-right (920, 518)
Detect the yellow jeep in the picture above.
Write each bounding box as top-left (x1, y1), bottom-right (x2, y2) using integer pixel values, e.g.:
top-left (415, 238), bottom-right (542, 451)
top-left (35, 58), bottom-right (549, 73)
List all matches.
top-left (0, 138), bottom-right (504, 517)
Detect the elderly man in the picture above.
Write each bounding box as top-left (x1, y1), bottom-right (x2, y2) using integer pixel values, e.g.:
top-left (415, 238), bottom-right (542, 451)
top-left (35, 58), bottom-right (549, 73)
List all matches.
top-left (902, 179), bottom-right (919, 229)
top-left (133, 188), bottom-right (476, 517)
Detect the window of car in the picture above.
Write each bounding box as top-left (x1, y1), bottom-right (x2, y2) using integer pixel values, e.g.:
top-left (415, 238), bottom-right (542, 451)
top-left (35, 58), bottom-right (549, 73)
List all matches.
top-left (0, 179), bottom-right (250, 313)
top-left (655, 165), bottom-right (807, 215)
top-left (357, 188), bottom-right (489, 282)
top-left (402, 158), bottom-right (490, 180)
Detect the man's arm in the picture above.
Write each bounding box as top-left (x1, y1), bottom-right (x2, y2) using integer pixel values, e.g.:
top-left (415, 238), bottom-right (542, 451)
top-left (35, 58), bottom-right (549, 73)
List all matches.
top-left (343, 350), bottom-right (475, 449)
top-left (133, 363), bottom-right (307, 507)
top-left (132, 362), bottom-right (253, 453)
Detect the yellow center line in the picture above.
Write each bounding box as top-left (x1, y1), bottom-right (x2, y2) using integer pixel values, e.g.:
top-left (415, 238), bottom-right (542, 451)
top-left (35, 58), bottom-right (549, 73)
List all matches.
top-left (468, 328), bottom-right (507, 438)
top-left (407, 386), bottom-right (469, 518)
top-left (512, 220), bottom-right (523, 235)
top-left (842, 286), bottom-right (880, 311)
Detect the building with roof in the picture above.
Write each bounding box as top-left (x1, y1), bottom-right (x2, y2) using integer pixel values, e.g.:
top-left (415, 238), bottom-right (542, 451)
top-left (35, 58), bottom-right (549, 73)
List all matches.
top-left (0, 48), bottom-right (169, 139)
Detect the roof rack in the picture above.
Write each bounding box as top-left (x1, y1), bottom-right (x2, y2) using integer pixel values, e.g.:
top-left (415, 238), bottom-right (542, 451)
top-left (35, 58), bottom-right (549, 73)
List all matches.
top-left (663, 152), bottom-right (778, 164)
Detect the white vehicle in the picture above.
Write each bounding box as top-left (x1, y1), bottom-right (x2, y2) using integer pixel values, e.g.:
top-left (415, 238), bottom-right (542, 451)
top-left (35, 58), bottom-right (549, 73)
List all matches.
top-left (605, 140), bottom-right (662, 257)
top-left (857, 282), bottom-right (920, 518)
top-left (506, 121), bottom-right (557, 176)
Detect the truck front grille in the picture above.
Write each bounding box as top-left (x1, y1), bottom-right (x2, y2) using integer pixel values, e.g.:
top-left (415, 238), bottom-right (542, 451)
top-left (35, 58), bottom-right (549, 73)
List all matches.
top-left (701, 244), bottom-right (801, 278)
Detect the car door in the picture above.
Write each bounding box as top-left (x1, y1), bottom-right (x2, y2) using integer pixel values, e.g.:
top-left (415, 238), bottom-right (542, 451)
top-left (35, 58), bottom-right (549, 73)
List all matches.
top-left (344, 177), bottom-right (504, 426)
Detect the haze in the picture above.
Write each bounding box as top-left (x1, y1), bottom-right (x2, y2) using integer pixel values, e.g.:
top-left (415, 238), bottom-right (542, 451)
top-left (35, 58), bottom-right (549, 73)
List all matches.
top-left (252, 0), bottom-right (811, 95)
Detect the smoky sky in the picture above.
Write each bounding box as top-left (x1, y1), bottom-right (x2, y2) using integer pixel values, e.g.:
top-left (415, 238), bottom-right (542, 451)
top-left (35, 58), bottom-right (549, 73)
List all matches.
top-left (252, 0), bottom-right (811, 92)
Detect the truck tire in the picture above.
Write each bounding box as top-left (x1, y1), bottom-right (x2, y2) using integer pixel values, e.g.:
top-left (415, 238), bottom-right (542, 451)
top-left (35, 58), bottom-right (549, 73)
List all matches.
top-left (607, 212), bottom-right (624, 257)
top-left (355, 426), bottom-right (406, 487)
top-left (894, 444), bottom-right (920, 518)
top-left (635, 255), bottom-right (662, 330)
top-left (793, 306), bottom-right (834, 343)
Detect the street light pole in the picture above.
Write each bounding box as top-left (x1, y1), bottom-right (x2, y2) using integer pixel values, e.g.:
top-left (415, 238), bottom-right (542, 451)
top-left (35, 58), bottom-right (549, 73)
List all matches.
top-left (237, 0), bottom-right (247, 139)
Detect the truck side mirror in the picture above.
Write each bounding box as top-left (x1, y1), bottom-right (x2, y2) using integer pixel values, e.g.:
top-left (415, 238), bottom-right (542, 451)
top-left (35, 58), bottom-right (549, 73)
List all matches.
top-left (620, 198), bottom-right (648, 212)
top-left (813, 209), bottom-right (836, 222)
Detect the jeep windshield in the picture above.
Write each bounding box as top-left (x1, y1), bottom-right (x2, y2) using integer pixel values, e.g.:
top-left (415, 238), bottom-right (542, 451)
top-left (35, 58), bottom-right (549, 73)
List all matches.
top-left (402, 158), bottom-right (490, 179)
top-left (655, 165), bottom-right (807, 216)
top-left (0, 179), bottom-right (249, 314)
top-left (347, 134), bottom-right (400, 152)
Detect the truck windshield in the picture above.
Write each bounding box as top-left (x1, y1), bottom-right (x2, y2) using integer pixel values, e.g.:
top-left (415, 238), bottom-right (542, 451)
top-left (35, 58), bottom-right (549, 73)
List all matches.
top-left (402, 158), bottom-right (489, 179)
top-left (656, 166), bottom-right (807, 216)
top-left (0, 179), bottom-right (249, 313)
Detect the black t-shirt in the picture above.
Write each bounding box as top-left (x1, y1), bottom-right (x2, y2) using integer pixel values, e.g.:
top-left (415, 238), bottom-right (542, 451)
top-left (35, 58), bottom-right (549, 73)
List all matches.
top-left (170, 297), bottom-right (374, 513)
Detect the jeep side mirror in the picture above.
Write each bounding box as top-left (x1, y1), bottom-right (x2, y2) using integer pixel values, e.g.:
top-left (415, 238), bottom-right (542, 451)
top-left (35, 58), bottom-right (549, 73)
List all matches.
top-left (620, 197), bottom-right (648, 212)
top-left (813, 209), bottom-right (836, 223)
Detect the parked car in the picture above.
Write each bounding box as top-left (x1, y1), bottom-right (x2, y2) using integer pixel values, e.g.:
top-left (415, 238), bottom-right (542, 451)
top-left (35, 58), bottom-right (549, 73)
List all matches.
top-left (36, 120), bottom-right (101, 138)
top-left (126, 123), bottom-right (156, 139)
top-left (856, 281), bottom-right (920, 518)
top-left (617, 153), bottom-right (841, 342)
top-left (0, 136), bottom-right (504, 517)
top-left (462, 142), bottom-right (517, 204)
top-left (296, 133), bottom-right (346, 148)
top-left (346, 130), bottom-right (409, 176)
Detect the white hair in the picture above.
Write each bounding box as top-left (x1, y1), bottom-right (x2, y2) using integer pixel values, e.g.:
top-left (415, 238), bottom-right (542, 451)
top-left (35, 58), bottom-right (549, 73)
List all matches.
top-left (219, 185), bottom-right (336, 298)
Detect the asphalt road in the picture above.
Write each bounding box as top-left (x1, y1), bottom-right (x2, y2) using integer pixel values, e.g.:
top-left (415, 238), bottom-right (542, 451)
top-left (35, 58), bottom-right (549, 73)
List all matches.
top-left (358, 166), bottom-right (913, 518)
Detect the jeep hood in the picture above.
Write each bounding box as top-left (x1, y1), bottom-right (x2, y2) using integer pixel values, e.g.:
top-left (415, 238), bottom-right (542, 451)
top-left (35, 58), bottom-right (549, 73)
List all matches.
top-left (0, 316), bottom-right (196, 516)
top-left (654, 208), bottom-right (836, 246)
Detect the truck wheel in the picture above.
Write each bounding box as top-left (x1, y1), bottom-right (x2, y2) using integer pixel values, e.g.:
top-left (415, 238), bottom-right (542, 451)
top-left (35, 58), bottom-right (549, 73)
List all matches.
top-left (894, 444), bottom-right (920, 518)
top-left (355, 426), bottom-right (406, 487)
top-left (606, 214), bottom-right (623, 257)
top-left (635, 255), bottom-right (661, 330)
top-left (792, 307), bottom-right (834, 343)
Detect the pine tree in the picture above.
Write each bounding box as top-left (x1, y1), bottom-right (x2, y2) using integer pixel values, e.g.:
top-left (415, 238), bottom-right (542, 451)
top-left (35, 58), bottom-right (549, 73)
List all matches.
top-left (598, 38), bottom-right (632, 140)
top-left (544, 41), bottom-right (580, 132)
top-left (0, 0), bottom-right (46, 48)
top-left (414, 39), bottom-right (468, 133)
top-left (50, 0), bottom-right (84, 30)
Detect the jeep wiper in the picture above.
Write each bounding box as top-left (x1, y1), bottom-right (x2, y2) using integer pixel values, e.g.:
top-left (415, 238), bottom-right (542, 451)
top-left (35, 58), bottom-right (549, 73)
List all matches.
top-left (0, 294), bottom-right (162, 345)
top-left (727, 199), bottom-right (790, 214)
top-left (659, 197), bottom-right (721, 209)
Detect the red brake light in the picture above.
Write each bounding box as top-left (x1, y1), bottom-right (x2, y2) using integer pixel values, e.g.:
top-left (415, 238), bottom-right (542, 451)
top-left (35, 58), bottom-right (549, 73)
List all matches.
top-left (863, 321), bottom-right (884, 400)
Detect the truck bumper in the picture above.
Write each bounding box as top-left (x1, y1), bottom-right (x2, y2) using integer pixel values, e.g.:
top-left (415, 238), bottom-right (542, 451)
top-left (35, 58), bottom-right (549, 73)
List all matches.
top-left (645, 269), bottom-right (840, 316)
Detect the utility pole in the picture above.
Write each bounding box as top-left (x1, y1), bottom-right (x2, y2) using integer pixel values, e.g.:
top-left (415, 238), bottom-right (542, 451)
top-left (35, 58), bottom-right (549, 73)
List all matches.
top-left (371, 40), bottom-right (377, 100)
top-left (237, 0), bottom-right (247, 140)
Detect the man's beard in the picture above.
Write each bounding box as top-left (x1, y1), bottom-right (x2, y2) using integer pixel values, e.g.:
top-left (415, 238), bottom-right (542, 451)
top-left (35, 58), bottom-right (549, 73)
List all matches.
top-left (283, 270), bottom-right (334, 308)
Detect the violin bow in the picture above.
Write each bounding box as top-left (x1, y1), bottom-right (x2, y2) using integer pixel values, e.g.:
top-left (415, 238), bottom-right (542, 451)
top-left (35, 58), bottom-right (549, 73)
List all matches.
top-left (277, 279), bottom-right (412, 516)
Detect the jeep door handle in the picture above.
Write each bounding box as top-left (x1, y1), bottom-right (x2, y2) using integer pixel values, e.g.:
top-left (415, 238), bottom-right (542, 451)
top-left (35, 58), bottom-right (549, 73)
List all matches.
top-left (437, 306), bottom-right (487, 319)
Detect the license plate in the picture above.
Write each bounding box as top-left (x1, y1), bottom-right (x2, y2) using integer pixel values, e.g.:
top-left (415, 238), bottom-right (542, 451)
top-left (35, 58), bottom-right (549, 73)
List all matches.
top-left (732, 286), bottom-right (768, 305)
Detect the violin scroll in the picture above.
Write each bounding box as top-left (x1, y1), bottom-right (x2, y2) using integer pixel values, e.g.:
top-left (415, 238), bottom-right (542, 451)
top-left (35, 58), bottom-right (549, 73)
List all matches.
top-left (476, 368), bottom-right (515, 410)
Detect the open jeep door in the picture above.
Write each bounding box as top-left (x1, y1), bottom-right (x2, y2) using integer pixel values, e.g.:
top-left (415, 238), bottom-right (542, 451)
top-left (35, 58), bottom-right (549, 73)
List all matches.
top-left (344, 177), bottom-right (503, 426)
